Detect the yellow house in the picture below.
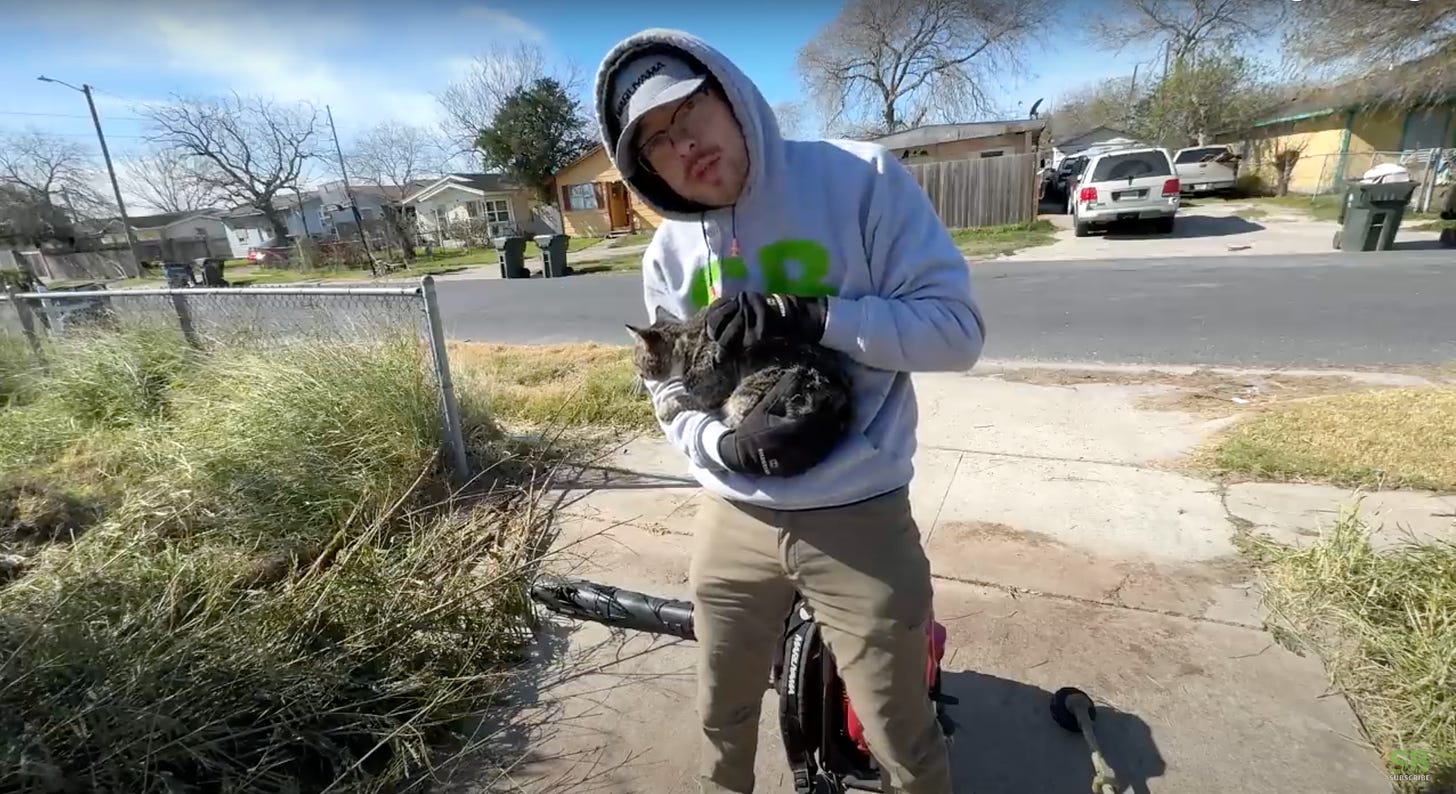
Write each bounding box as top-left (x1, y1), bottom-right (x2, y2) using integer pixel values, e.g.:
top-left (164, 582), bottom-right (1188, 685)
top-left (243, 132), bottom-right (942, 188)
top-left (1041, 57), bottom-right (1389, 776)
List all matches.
top-left (1214, 55), bottom-right (1456, 198)
top-left (550, 145), bottom-right (664, 238)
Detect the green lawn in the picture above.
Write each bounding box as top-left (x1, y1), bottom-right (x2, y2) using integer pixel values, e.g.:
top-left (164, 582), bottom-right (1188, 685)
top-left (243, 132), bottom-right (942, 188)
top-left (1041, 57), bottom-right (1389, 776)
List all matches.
top-left (950, 220), bottom-right (1058, 258)
top-left (604, 232), bottom-right (654, 248)
top-left (573, 253), bottom-right (644, 275)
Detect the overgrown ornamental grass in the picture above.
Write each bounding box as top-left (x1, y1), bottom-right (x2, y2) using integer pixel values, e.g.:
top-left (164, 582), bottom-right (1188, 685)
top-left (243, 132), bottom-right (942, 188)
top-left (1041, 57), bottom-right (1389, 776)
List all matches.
top-left (0, 323), bottom-right (563, 792)
top-left (1240, 511), bottom-right (1456, 793)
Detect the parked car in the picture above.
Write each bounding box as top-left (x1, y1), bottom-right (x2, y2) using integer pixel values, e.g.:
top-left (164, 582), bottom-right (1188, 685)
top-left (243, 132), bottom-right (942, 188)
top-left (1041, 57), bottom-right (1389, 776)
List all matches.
top-left (1172, 145), bottom-right (1240, 195)
top-left (1048, 155), bottom-right (1090, 204)
top-left (1070, 147), bottom-right (1181, 237)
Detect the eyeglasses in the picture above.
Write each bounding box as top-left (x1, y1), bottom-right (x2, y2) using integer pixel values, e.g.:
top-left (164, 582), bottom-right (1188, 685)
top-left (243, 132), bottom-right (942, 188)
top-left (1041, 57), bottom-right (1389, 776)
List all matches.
top-left (636, 86), bottom-right (710, 174)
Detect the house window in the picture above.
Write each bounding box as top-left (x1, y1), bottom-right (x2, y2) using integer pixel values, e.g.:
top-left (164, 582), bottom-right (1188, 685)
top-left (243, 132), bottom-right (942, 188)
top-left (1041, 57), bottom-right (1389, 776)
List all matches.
top-left (563, 183), bottom-right (599, 211)
top-left (980, 150), bottom-right (1006, 158)
top-left (483, 198), bottom-right (511, 224)
top-left (465, 200), bottom-right (482, 218)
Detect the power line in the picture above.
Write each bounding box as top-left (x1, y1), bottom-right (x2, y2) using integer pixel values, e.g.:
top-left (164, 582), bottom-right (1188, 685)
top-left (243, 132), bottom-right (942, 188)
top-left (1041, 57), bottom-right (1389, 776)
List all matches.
top-left (0, 127), bottom-right (149, 139)
top-left (0, 110), bottom-right (145, 120)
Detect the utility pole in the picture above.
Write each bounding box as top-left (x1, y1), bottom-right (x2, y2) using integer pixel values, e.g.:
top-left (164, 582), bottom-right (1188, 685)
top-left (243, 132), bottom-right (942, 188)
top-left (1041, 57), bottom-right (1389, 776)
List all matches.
top-left (325, 105), bottom-right (377, 275)
top-left (37, 76), bottom-right (142, 273)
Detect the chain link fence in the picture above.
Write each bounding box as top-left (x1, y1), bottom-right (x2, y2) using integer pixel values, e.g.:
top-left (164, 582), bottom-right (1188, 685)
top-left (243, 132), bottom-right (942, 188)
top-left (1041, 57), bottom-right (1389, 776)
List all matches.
top-left (0, 279), bottom-right (470, 479)
top-left (1306, 148), bottom-right (1454, 211)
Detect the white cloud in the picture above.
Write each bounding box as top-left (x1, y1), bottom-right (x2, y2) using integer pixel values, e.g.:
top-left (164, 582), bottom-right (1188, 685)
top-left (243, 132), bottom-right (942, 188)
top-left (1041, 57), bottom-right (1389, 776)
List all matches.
top-left (16, 1), bottom-right (544, 140)
top-left (461, 4), bottom-right (546, 42)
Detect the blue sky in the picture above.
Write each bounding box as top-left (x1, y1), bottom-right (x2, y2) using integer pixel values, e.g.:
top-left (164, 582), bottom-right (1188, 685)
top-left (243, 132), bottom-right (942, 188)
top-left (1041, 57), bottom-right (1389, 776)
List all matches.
top-left (0, 0), bottom-right (1173, 205)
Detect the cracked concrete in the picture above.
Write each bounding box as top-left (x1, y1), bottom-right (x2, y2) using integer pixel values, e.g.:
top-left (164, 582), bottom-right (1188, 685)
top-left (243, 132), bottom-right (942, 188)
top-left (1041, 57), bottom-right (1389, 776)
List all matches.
top-left (482, 365), bottom-right (1441, 793)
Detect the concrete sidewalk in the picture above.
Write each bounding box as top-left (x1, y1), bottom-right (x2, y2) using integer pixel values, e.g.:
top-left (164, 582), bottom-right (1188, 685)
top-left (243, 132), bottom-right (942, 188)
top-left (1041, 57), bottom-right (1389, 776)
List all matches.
top-left (472, 366), bottom-right (1454, 793)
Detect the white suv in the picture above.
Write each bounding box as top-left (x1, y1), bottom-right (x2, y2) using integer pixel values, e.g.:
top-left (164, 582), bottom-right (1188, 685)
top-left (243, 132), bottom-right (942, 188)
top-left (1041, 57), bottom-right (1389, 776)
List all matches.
top-left (1070, 148), bottom-right (1181, 237)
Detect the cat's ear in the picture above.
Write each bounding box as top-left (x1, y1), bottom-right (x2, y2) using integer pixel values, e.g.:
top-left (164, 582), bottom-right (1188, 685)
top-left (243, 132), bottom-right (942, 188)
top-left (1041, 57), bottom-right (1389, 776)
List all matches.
top-left (654, 305), bottom-right (678, 324)
top-left (624, 323), bottom-right (648, 341)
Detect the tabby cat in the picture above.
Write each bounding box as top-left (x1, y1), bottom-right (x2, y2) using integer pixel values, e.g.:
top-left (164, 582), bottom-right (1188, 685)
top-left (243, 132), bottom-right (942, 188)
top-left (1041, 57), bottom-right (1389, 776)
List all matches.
top-left (626, 304), bottom-right (854, 433)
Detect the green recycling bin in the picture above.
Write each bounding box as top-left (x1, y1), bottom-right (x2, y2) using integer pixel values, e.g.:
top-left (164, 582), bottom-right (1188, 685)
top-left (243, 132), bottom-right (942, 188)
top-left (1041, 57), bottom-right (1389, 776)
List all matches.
top-left (1333, 180), bottom-right (1418, 252)
top-left (533, 234), bottom-right (572, 278)
top-left (491, 236), bottom-right (530, 278)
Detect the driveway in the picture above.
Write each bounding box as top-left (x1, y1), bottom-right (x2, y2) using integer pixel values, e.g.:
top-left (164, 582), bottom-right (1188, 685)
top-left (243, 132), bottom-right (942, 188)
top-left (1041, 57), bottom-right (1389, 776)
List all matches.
top-left (1011, 198), bottom-right (1446, 261)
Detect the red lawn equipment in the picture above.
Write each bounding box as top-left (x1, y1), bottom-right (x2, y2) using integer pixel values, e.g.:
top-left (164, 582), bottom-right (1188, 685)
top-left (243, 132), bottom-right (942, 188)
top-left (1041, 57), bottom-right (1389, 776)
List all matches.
top-left (528, 575), bottom-right (958, 794)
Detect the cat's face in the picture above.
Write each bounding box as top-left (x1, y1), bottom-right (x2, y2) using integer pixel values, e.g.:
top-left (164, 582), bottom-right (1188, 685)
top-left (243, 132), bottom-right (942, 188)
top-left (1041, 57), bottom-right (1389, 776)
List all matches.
top-left (626, 307), bottom-right (688, 381)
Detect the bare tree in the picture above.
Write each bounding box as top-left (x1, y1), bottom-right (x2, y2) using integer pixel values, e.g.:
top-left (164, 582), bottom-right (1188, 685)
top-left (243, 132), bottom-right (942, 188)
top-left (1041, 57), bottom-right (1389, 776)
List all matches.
top-left (0, 128), bottom-right (110, 221)
top-left (1092, 0), bottom-right (1285, 64)
top-left (1282, 0), bottom-right (1456, 106)
top-left (118, 146), bottom-right (220, 214)
top-left (772, 100), bottom-right (811, 139)
top-left (140, 93), bottom-right (321, 241)
top-left (348, 121), bottom-right (448, 262)
top-left (796, 0), bottom-right (1055, 137)
top-left (436, 41), bottom-right (587, 156)
top-left (1050, 76), bottom-right (1145, 139)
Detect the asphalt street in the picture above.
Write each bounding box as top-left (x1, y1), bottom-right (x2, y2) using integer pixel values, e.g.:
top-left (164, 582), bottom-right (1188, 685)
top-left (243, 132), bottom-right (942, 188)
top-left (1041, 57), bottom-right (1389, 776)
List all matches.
top-left (432, 250), bottom-right (1456, 368)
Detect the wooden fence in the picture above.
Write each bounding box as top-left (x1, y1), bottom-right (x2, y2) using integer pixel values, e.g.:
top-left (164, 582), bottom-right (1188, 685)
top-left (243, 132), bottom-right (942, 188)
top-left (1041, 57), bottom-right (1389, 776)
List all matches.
top-left (905, 153), bottom-right (1038, 229)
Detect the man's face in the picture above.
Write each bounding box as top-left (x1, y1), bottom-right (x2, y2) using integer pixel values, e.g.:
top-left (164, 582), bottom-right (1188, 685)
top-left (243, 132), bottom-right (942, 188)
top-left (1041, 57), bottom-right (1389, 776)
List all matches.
top-left (634, 86), bottom-right (748, 207)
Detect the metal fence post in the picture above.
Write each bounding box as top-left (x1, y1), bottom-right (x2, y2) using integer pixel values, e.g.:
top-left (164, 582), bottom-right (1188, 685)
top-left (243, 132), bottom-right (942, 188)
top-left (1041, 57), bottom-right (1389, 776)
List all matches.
top-left (3, 284), bottom-right (46, 363)
top-left (170, 291), bottom-right (201, 348)
top-left (419, 276), bottom-right (470, 482)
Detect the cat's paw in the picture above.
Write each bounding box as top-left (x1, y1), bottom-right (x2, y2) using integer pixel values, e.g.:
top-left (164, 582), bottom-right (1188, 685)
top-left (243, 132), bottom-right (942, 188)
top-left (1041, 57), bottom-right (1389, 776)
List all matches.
top-left (656, 394), bottom-right (692, 424)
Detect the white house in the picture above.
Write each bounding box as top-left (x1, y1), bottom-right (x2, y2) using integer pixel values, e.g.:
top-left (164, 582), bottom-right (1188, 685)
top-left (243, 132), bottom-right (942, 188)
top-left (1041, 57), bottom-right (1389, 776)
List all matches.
top-left (403, 173), bottom-right (543, 246)
top-left (105, 210), bottom-right (232, 262)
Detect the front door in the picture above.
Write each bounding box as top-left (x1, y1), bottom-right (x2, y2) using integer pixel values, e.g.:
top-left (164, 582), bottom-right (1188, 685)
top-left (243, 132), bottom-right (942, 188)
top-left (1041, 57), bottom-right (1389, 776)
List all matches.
top-left (607, 182), bottom-right (631, 231)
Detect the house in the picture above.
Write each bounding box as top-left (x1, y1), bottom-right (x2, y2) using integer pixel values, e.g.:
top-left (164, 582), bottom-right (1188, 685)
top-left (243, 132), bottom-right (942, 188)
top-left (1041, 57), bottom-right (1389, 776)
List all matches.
top-left (1049, 126), bottom-right (1144, 167)
top-left (218, 192), bottom-right (328, 258)
top-left (871, 119), bottom-right (1048, 165)
top-left (551, 145), bottom-right (663, 237)
top-left (402, 173), bottom-right (545, 246)
top-left (1213, 52), bottom-right (1456, 201)
top-left (104, 210), bottom-right (232, 263)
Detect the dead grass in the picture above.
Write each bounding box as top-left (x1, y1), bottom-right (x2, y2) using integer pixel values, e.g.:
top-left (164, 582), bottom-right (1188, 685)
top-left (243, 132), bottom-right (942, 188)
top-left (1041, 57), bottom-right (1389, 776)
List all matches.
top-left (1197, 386), bottom-right (1456, 492)
top-left (987, 367), bottom-right (1375, 417)
top-left (1239, 507), bottom-right (1456, 792)
top-left (449, 342), bottom-right (653, 434)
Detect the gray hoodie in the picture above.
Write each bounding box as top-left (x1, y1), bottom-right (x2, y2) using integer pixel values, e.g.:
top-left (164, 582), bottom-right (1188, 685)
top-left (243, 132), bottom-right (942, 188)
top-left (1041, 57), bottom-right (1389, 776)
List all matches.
top-left (595, 29), bottom-right (986, 510)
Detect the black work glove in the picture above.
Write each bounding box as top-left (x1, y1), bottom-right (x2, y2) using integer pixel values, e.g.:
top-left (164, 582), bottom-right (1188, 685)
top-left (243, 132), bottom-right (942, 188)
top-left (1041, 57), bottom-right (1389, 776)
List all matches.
top-left (704, 292), bottom-right (827, 353)
top-left (716, 369), bottom-right (843, 477)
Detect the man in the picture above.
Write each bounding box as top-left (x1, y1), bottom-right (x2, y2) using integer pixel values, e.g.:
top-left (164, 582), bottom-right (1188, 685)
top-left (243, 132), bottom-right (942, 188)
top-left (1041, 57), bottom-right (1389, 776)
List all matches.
top-left (594, 29), bottom-right (985, 794)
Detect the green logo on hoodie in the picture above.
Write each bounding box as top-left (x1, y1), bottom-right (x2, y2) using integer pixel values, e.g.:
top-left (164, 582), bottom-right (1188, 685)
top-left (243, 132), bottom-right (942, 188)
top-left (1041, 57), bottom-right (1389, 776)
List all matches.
top-left (689, 239), bottom-right (839, 310)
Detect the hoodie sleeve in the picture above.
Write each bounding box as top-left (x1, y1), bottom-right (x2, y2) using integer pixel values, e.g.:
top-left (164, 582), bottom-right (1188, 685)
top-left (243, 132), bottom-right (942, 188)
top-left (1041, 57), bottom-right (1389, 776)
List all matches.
top-left (818, 148), bottom-right (986, 373)
top-left (640, 252), bottom-right (733, 471)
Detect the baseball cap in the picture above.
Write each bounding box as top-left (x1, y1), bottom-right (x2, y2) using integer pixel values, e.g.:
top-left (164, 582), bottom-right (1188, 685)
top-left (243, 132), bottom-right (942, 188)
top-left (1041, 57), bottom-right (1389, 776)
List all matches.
top-left (609, 53), bottom-right (707, 176)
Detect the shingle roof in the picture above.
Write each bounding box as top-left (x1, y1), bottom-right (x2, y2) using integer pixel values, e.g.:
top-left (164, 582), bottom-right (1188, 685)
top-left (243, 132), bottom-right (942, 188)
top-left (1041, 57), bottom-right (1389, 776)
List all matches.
top-left (871, 119), bottom-right (1048, 150)
top-left (127, 211), bottom-right (216, 229)
top-left (1249, 47), bottom-right (1456, 128)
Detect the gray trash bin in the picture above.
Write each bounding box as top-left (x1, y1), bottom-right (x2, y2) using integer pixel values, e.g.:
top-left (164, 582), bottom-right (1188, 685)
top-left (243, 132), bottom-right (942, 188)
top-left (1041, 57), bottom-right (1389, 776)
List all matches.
top-left (533, 234), bottom-right (572, 278)
top-left (1334, 180), bottom-right (1417, 252)
top-left (491, 236), bottom-right (530, 278)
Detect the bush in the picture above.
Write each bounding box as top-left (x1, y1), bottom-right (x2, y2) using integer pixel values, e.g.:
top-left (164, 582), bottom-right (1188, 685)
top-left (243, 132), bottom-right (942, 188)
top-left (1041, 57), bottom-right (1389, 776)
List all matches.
top-left (1234, 173), bottom-right (1267, 198)
top-left (0, 325), bottom-right (547, 792)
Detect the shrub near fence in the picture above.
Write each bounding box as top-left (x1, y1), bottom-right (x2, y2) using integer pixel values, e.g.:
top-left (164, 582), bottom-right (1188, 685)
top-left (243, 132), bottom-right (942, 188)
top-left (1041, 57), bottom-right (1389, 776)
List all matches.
top-left (0, 278), bottom-right (545, 792)
top-left (0, 278), bottom-right (470, 480)
top-left (905, 152), bottom-right (1039, 228)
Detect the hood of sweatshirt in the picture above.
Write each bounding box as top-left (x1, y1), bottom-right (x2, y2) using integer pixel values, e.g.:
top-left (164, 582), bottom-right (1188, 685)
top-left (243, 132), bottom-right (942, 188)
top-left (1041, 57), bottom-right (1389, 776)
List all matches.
top-left (593, 28), bottom-right (786, 221)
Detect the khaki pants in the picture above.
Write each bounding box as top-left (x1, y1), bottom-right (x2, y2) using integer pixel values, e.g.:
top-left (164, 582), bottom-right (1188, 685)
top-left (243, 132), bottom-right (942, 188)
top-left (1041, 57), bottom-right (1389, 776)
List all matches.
top-left (688, 486), bottom-right (952, 794)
